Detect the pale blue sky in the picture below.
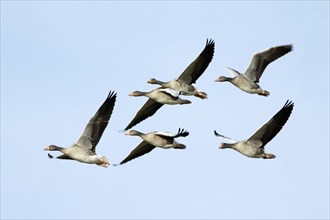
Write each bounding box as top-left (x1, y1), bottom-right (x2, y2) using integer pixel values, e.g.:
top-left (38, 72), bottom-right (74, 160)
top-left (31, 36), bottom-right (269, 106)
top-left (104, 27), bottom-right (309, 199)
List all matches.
top-left (1, 1), bottom-right (329, 219)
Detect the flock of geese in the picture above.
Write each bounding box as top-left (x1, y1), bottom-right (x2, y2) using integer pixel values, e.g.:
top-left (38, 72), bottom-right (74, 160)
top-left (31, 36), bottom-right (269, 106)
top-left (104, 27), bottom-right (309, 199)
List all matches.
top-left (44, 39), bottom-right (294, 167)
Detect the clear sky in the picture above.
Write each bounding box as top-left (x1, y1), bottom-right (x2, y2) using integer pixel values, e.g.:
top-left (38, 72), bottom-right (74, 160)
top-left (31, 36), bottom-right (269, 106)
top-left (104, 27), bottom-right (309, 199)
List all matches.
top-left (1, 1), bottom-right (329, 219)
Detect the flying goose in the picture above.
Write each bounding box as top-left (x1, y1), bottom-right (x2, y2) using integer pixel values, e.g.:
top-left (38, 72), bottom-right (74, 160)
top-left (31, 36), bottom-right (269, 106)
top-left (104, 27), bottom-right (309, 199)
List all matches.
top-left (118, 128), bottom-right (189, 165)
top-left (147, 78), bottom-right (207, 99)
top-left (215, 45), bottom-right (293, 96)
top-left (128, 88), bottom-right (192, 105)
top-left (146, 39), bottom-right (214, 100)
top-left (44, 91), bottom-right (117, 167)
top-left (214, 100), bottom-right (294, 159)
top-left (124, 39), bottom-right (215, 130)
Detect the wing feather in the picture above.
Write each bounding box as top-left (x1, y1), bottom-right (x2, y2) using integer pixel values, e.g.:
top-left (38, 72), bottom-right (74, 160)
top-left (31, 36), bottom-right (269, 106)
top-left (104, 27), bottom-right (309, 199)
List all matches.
top-left (225, 67), bottom-right (241, 77)
top-left (76, 91), bottom-right (117, 152)
top-left (214, 130), bottom-right (238, 142)
top-left (120, 141), bottom-right (156, 165)
top-left (244, 45), bottom-right (293, 82)
top-left (177, 39), bottom-right (215, 84)
top-left (125, 99), bottom-right (164, 130)
top-left (247, 100), bottom-right (294, 148)
top-left (173, 128), bottom-right (189, 138)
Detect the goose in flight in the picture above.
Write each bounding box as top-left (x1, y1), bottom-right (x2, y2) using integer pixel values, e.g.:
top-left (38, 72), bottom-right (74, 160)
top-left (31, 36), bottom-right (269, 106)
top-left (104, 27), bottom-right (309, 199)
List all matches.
top-left (214, 100), bottom-right (294, 159)
top-left (128, 88), bottom-right (192, 105)
top-left (118, 128), bottom-right (189, 165)
top-left (44, 91), bottom-right (117, 167)
top-left (147, 78), bottom-right (207, 99)
top-left (124, 39), bottom-right (215, 130)
top-left (146, 39), bottom-right (215, 99)
top-left (215, 44), bottom-right (293, 96)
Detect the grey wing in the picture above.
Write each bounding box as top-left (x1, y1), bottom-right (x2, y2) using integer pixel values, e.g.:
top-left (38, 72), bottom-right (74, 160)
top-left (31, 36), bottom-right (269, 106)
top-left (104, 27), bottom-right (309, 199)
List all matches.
top-left (120, 141), bottom-right (156, 165)
top-left (226, 67), bottom-right (241, 77)
top-left (177, 39), bottom-right (215, 84)
top-left (76, 91), bottom-right (117, 152)
top-left (214, 130), bottom-right (238, 142)
top-left (124, 99), bottom-right (164, 130)
top-left (244, 45), bottom-right (293, 82)
top-left (247, 100), bottom-right (294, 148)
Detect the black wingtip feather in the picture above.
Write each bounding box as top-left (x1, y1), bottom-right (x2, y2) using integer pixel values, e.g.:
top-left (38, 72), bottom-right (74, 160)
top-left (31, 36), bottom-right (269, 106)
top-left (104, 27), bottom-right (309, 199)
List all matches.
top-left (282, 100), bottom-right (294, 121)
top-left (107, 90), bottom-right (117, 100)
top-left (285, 44), bottom-right (293, 52)
top-left (206, 38), bottom-right (215, 46)
top-left (176, 128), bottom-right (189, 137)
top-left (284, 99), bottom-right (294, 108)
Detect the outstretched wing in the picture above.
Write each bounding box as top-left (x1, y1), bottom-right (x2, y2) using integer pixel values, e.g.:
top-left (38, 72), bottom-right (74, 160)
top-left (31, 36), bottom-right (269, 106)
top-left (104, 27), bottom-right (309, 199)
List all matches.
top-left (125, 99), bottom-right (164, 130)
top-left (225, 67), bottom-right (241, 77)
top-left (244, 45), bottom-right (293, 83)
top-left (120, 141), bottom-right (156, 165)
top-left (214, 130), bottom-right (238, 143)
top-left (76, 91), bottom-right (117, 152)
top-left (177, 39), bottom-right (215, 84)
top-left (247, 100), bottom-right (294, 148)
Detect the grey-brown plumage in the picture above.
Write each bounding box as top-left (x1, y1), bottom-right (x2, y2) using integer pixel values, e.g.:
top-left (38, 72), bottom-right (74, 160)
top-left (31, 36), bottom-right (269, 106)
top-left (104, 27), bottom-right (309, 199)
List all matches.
top-left (119, 128), bottom-right (189, 165)
top-left (215, 45), bottom-right (293, 96)
top-left (44, 91), bottom-right (117, 167)
top-left (125, 39), bottom-right (215, 130)
top-left (214, 100), bottom-right (294, 159)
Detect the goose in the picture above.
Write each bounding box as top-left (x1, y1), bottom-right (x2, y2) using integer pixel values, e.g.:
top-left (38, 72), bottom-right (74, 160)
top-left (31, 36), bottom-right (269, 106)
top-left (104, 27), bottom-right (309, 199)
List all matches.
top-left (129, 88), bottom-right (192, 105)
top-left (118, 128), bottom-right (189, 165)
top-left (146, 39), bottom-right (214, 100)
top-left (44, 91), bottom-right (117, 167)
top-left (147, 78), bottom-right (207, 99)
top-left (215, 44), bottom-right (293, 96)
top-left (124, 39), bottom-right (215, 130)
top-left (214, 100), bottom-right (294, 159)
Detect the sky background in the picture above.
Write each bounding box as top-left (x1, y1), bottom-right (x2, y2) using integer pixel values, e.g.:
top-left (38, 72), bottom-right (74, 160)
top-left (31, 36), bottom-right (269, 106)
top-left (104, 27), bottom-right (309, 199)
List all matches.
top-left (1, 1), bottom-right (329, 219)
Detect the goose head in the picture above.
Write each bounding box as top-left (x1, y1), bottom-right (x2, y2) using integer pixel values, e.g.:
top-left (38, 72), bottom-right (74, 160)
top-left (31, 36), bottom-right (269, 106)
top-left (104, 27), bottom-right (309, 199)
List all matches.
top-left (178, 99), bottom-right (192, 105)
top-left (128, 91), bottom-right (147, 97)
top-left (262, 153), bottom-right (276, 159)
top-left (258, 90), bottom-right (270, 97)
top-left (124, 130), bottom-right (143, 136)
top-left (219, 143), bottom-right (233, 149)
top-left (147, 78), bottom-right (163, 85)
top-left (44, 145), bottom-right (63, 151)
